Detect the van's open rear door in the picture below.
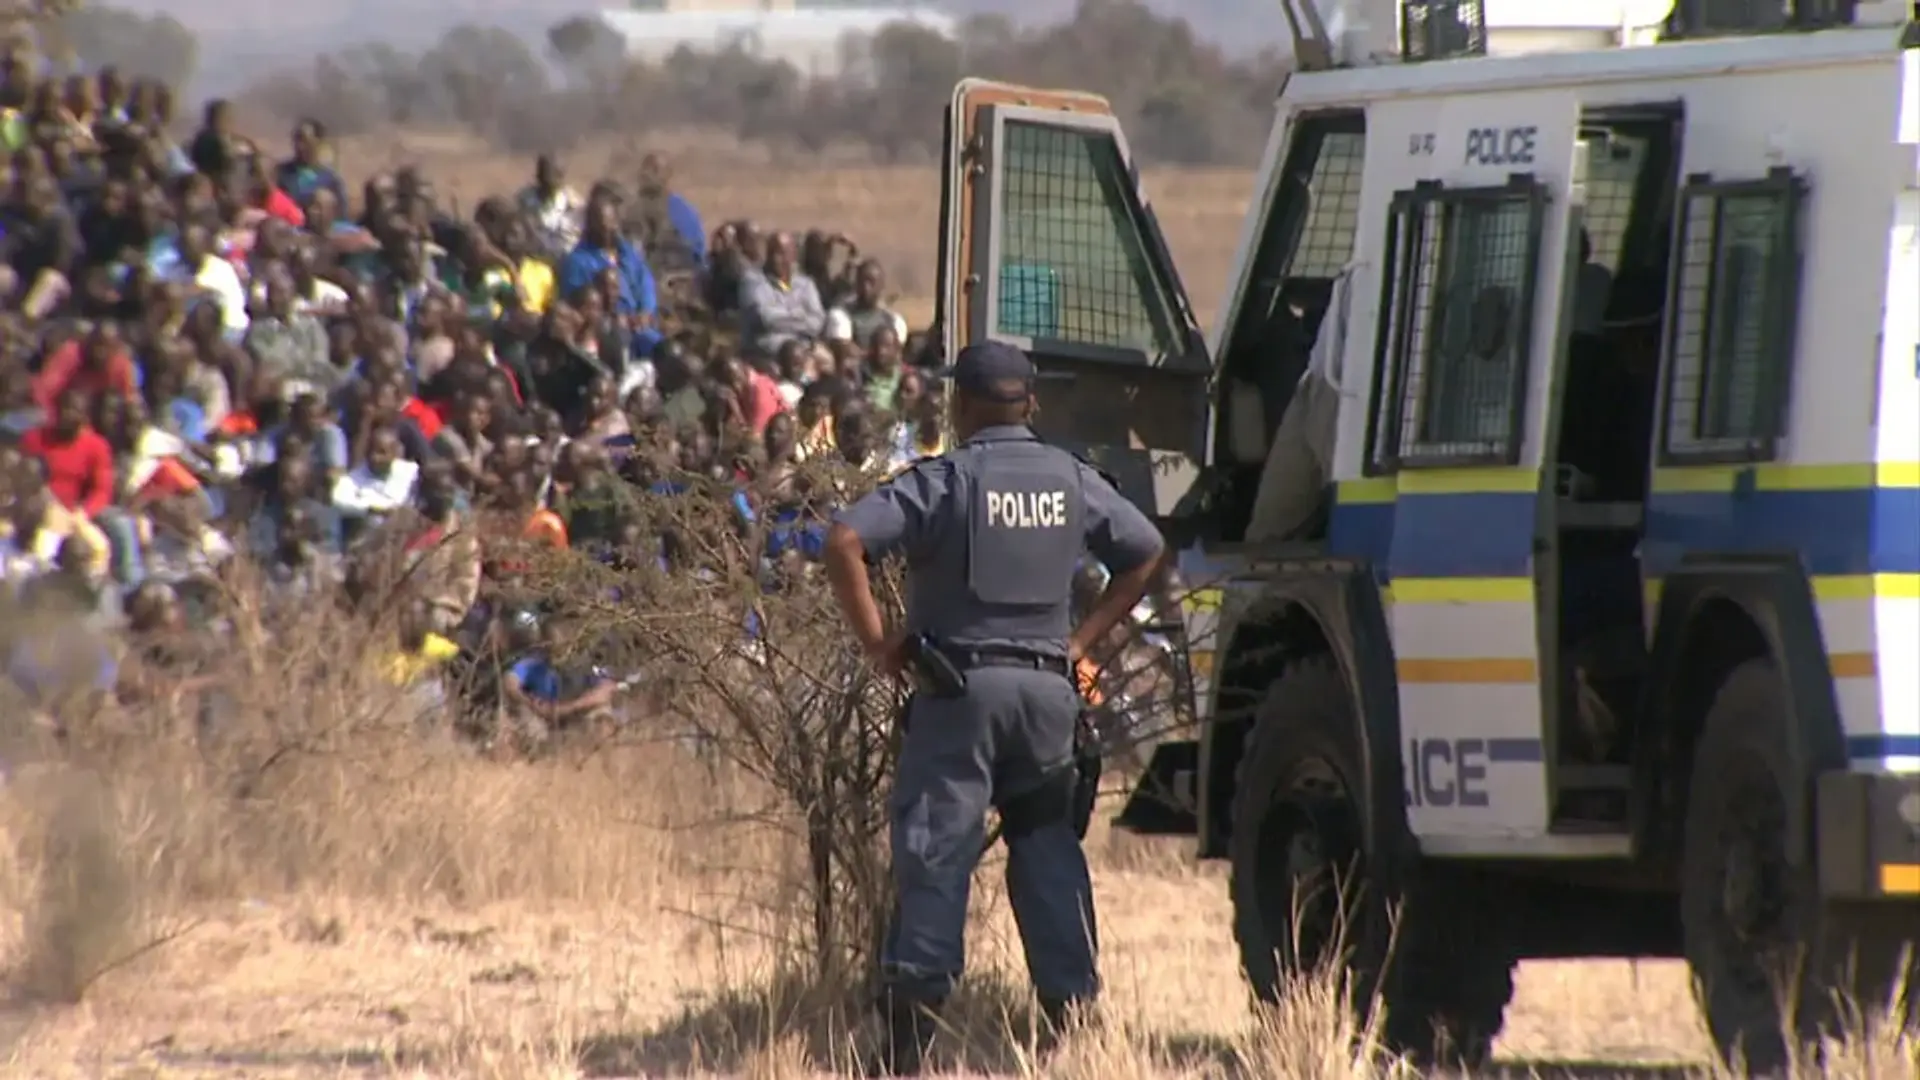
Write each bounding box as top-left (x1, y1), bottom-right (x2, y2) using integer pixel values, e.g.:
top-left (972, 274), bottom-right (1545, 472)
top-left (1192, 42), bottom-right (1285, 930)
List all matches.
top-left (939, 80), bottom-right (1210, 836)
top-left (937, 79), bottom-right (1215, 520)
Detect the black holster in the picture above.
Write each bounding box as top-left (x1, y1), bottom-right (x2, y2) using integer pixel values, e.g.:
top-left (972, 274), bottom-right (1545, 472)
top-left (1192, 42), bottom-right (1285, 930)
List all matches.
top-left (901, 633), bottom-right (968, 699)
top-left (1069, 706), bottom-right (1102, 840)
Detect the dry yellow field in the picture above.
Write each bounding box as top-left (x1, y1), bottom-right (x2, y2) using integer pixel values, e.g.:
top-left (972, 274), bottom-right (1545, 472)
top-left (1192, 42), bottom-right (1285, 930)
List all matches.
top-left (0, 729), bottom-right (1742, 1080)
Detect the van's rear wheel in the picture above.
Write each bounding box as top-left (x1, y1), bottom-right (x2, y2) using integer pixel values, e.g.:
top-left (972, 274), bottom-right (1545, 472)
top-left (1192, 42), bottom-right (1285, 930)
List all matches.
top-left (1682, 658), bottom-right (1920, 1074)
top-left (1227, 656), bottom-right (1515, 1067)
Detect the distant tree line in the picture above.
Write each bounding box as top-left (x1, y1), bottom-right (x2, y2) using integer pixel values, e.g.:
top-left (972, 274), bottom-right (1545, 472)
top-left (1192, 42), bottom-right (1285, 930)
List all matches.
top-left (4, 2), bottom-right (198, 89)
top-left (12, 0), bottom-right (1282, 166)
top-left (214, 0), bottom-right (1286, 167)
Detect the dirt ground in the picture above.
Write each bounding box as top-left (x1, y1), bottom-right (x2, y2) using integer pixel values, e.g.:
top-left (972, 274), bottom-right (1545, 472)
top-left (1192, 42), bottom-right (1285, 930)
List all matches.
top-left (1, 834), bottom-right (1716, 1080)
top-left (0, 653), bottom-right (1906, 1079)
top-left (0, 768), bottom-right (1720, 1080)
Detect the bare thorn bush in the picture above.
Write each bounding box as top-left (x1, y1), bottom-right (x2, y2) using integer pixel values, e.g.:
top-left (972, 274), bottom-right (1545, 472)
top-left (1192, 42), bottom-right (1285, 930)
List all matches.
top-left (532, 456), bottom-right (907, 994)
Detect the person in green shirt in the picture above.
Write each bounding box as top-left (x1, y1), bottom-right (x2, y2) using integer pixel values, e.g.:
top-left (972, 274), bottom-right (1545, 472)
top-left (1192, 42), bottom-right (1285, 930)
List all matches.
top-left (0, 107), bottom-right (28, 154)
top-left (863, 324), bottom-right (906, 412)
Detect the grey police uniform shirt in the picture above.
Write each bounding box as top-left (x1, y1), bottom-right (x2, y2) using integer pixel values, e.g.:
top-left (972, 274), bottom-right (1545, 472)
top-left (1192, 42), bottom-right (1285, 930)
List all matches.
top-left (832, 424), bottom-right (1164, 656)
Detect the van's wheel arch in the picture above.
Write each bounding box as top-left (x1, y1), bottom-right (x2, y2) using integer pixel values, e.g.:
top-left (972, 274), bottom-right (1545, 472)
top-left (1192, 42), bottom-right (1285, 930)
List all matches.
top-left (1680, 657), bottom-right (1918, 1074)
top-left (1227, 654), bottom-right (1516, 1067)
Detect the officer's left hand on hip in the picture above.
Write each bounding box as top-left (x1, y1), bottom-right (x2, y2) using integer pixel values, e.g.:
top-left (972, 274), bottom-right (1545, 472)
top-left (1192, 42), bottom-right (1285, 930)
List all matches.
top-left (865, 632), bottom-right (910, 679)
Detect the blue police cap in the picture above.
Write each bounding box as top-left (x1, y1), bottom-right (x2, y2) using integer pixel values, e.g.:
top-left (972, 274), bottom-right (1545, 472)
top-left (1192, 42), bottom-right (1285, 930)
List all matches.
top-left (937, 340), bottom-right (1077, 402)
top-left (938, 341), bottom-right (1035, 403)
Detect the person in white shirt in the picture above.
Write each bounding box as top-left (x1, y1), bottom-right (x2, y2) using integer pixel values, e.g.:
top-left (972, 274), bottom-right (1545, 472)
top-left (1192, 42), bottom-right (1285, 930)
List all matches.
top-left (290, 245), bottom-right (349, 316)
top-left (824, 259), bottom-right (908, 351)
top-left (332, 428), bottom-right (420, 529)
top-left (517, 154), bottom-right (584, 262)
top-left (177, 223), bottom-right (249, 338)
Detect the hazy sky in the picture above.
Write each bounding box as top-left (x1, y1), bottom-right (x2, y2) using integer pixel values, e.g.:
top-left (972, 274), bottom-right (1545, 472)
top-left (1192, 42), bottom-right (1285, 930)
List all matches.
top-left (106, 0), bottom-right (1289, 96)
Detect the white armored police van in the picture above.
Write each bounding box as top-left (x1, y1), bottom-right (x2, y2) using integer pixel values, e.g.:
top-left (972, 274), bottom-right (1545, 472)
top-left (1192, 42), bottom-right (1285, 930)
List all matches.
top-left (932, 0), bottom-right (1919, 1070)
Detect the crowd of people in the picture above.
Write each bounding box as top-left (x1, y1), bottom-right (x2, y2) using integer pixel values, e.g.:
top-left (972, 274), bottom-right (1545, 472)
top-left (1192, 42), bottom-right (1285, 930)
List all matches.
top-left (0, 65), bottom-right (947, 751)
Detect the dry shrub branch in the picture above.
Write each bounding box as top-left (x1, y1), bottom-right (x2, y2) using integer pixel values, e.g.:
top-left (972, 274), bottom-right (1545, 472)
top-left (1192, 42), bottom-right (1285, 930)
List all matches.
top-left (523, 456), bottom-right (908, 996)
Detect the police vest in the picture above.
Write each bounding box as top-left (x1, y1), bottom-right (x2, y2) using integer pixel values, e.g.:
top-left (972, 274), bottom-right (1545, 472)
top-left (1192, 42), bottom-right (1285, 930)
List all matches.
top-left (910, 434), bottom-right (1084, 648)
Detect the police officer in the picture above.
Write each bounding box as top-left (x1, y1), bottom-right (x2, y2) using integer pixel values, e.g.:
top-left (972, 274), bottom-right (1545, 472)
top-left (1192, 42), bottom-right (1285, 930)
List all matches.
top-left (823, 340), bottom-right (1166, 1075)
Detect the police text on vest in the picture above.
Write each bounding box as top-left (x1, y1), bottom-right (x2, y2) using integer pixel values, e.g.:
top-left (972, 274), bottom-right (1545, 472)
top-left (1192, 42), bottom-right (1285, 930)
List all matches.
top-left (986, 490), bottom-right (1069, 528)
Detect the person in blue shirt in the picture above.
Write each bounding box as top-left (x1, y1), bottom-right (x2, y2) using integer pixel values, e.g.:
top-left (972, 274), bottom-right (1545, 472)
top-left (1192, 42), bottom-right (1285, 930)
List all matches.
top-left (559, 197), bottom-right (663, 358)
top-left (648, 476), bottom-right (755, 534)
top-left (274, 119), bottom-right (347, 208)
top-left (631, 153), bottom-right (708, 270)
top-left (765, 502), bottom-right (828, 563)
top-left (497, 607), bottom-right (617, 752)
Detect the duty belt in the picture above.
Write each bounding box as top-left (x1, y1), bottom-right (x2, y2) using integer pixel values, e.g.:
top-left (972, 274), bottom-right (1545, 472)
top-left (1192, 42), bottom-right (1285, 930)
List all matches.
top-left (938, 646), bottom-right (1072, 680)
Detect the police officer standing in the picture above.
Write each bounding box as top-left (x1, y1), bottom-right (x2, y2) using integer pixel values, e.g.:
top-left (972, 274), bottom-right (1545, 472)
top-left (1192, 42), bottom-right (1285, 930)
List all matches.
top-left (823, 341), bottom-right (1166, 1075)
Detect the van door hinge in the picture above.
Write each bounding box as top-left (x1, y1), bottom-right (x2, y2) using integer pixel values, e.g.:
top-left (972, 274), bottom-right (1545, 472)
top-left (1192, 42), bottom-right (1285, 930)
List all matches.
top-left (962, 132), bottom-right (987, 173)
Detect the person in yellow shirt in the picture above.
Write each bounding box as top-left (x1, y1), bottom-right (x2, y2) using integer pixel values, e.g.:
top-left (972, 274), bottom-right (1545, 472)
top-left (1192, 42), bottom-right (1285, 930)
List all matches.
top-left (1, 473), bottom-right (112, 581)
top-left (475, 254), bottom-right (556, 320)
top-left (382, 599), bottom-right (462, 687)
top-left (793, 385), bottom-right (838, 462)
top-left (515, 254), bottom-right (555, 315)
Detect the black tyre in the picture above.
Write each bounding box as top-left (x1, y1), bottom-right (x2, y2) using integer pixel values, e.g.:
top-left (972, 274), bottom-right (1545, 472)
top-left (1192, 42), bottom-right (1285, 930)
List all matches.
top-left (1227, 655), bottom-right (1515, 1067)
top-left (1681, 658), bottom-right (1919, 1075)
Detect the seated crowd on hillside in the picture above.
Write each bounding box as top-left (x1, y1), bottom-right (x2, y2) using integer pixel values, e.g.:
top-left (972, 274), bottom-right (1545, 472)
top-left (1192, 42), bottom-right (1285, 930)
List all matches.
top-left (0, 67), bottom-right (940, 746)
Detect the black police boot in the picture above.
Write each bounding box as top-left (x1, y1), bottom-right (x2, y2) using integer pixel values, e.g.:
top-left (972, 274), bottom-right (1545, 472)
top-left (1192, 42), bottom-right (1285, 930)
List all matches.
top-left (870, 989), bottom-right (941, 1077)
top-left (1038, 994), bottom-right (1096, 1039)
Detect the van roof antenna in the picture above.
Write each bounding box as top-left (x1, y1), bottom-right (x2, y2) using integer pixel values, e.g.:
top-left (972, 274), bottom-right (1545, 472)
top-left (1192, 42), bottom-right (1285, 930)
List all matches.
top-left (1281, 0), bottom-right (1338, 71)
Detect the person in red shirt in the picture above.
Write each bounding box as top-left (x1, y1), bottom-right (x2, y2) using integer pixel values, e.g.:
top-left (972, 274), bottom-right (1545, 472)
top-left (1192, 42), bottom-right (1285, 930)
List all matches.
top-left (31, 323), bottom-right (139, 414)
top-left (248, 159), bottom-right (306, 229)
top-left (20, 389), bottom-right (116, 518)
top-left (724, 356), bottom-right (787, 437)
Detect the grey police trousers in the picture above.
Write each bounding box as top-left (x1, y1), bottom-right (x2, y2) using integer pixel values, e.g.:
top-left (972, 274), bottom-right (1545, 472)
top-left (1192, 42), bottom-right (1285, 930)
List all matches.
top-left (880, 664), bottom-right (1099, 1004)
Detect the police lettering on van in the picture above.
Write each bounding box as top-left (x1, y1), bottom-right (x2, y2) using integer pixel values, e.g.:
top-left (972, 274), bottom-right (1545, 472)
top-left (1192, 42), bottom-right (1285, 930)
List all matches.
top-left (1464, 125), bottom-right (1537, 166)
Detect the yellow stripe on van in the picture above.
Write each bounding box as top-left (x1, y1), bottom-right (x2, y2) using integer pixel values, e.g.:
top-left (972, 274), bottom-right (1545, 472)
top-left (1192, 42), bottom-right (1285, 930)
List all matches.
top-left (1396, 467), bottom-right (1540, 494)
top-left (1828, 653), bottom-right (1878, 678)
top-left (1344, 461), bottom-right (1917, 501)
top-left (1649, 462), bottom-right (1920, 494)
top-left (1647, 573), bottom-right (1920, 608)
top-left (1811, 574), bottom-right (1920, 600)
top-left (1337, 467), bottom-right (1539, 503)
top-left (1395, 655), bottom-right (1872, 684)
top-left (1881, 864), bottom-right (1920, 896)
top-left (1385, 577), bottom-right (1534, 604)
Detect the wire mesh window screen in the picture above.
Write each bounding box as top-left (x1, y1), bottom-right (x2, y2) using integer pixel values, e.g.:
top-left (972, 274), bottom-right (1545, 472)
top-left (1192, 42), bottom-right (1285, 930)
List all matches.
top-left (1373, 185), bottom-right (1546, 469)
top-left (994, 119), bottom-right (1182, 360)
top-left (1660, 174), bottom-right (1804, 461)
top-left (1288, 131), bottom-right (1368, 279)
top-left (1402, 0), bottom-right (1488, 61)
top-left (1579, 135), bottom-right (1647, 272)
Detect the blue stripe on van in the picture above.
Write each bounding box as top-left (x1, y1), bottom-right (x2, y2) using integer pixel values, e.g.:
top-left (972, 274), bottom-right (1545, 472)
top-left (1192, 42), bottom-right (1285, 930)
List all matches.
top-left (1403, 734), bottom-right (1914, 762)
top-left (1324, 486), bottom-right (1920, 579)
top-left (1851, 734), bottom-right (1920, 761)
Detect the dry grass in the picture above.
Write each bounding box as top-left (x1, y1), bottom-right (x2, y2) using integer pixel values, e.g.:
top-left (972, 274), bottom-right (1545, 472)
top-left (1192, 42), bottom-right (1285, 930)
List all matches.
top-left (322, 127), bottom-right (1258, 326)
top-left (0, 597), bottom-right (1909, 1080)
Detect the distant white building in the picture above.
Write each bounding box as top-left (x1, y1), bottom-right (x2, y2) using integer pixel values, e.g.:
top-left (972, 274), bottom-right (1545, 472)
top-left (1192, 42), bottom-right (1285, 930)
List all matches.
top-left (598, 0), bottom-right (958, 82)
